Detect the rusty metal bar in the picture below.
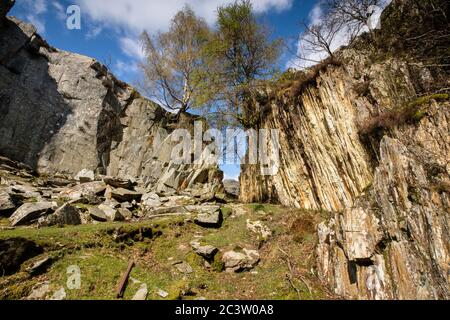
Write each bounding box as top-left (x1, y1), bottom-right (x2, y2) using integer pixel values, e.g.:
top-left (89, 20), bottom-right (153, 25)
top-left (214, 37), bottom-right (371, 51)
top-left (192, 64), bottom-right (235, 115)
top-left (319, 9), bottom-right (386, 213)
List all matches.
top-left (115, 260), bottom-right (135, 299)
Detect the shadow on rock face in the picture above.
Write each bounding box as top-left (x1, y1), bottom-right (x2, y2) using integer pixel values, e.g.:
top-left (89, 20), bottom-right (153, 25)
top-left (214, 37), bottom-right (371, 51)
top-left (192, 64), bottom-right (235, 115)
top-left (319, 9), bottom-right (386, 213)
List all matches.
top-left (0, 238), bottom-right (43, 276)
top-left (0, 18), bottom-right (73, 170)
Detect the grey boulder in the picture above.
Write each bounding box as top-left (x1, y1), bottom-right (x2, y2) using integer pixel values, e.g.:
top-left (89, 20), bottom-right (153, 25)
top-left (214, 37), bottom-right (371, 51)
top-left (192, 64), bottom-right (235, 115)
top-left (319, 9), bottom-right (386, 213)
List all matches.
top-left (9, 202), bottom-right (55, 226)
top-left (88, 207), bottom-right (108, 222)
top-left (74, 169), bottom-right (95, 183)
top-left (103, 176), bottom-right (134, 189)
top-left (190, 241), bottom-right (218, 260)
top-left (132, 284), bottom-right (148, 300)
top-left (194, 210), bottom-right (223, 228)
top-left (38, 204), bottom-right (81, 227)
top-left (0, 188), bottom-right (17, 215)
top-left (222, 249), bottom-right (260, 272)
top-left (110, 188), bottom-right (142, 202)
top-left (97, 203), bottom-right (125, 222)
top-left (141, 192), bottom-right (162, 209)
top-left (173, 261), bottom-right (193, 274)
top-left (117, 207), bottom-right (133, 220)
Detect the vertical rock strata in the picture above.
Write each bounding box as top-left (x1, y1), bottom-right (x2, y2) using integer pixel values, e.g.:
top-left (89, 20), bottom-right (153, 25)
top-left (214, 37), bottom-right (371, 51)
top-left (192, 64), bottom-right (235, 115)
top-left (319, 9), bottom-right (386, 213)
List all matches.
top-left (240, 0), bottom-right (449, 299)
top-left (0, 0), bottom-right (448, 300)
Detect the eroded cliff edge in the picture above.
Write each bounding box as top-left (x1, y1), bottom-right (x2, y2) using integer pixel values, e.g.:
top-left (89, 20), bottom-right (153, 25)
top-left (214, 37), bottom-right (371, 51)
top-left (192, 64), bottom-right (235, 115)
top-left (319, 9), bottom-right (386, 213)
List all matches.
top-left (240, 0), bottom-right (449, 299)
top-left (0, 3), bottom-right (222, 194)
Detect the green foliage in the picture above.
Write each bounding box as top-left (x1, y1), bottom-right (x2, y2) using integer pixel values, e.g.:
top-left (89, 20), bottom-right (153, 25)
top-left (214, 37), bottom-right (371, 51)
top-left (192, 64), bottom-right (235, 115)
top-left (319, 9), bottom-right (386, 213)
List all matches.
top-left (358, 93), bottom-right (449, 136)
top-left (140, 6), bottom-right (213, 113)
top-left (220, 206), bottom-right (233, 219)
top-left (139, 0), bottom-right (282, 128)
top-left (248, 203), bottom-right (280, 214)
top-left (251, 204), bottom-right (267, 212)
top-left (409, 94), bottom-right (449, 108)
top-left (0, 204), bottom-right (333, 300)
top-left (211, 252), bottom-right (225, 272)
top-left (202, 0), bottom-right (283, 128)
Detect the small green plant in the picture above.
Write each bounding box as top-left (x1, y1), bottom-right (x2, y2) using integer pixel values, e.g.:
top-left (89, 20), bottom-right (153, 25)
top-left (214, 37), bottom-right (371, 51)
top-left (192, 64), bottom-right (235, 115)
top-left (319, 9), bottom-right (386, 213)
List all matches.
top-left (220, 206), bottom-right (233, 219)
top-left (252, 204), bottom-right (267, 212)
top-left (211, 252), bottom-right (225, 272)
top-left (409, 93), bottom-right (449, 108)
top-left (358, 93), bottom-right (449, 136)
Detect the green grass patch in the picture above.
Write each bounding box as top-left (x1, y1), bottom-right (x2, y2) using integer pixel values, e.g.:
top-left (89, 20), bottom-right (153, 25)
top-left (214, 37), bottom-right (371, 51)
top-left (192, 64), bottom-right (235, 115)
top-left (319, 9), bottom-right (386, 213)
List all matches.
top-left (247, 203), bottom-right (280, 214)
top-left (408, 93), bottom-right (449, 108)
top-left (0, 204), bottom-right (334, 300)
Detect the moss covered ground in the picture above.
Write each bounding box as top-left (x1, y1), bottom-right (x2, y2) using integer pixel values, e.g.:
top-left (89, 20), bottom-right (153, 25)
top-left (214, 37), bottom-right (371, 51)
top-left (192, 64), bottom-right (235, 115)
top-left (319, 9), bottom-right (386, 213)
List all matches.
top-left (0, 204), bottom-right (335, 300)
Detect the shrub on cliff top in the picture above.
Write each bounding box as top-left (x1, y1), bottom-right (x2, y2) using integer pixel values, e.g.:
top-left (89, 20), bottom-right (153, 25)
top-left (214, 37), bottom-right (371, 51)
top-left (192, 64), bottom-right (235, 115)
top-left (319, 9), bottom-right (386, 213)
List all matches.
top-left (358, 93), bottom-right (449, 135)
top-left (274, 57), bottom-right (342, 99)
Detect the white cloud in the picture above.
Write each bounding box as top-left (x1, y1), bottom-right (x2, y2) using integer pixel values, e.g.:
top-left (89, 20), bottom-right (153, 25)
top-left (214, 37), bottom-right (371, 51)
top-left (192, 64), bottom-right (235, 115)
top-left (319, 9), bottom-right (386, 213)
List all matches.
top-left (26, 14), bottom-right (46, 34)
top-left (308, 3), bottom-right (322, 25)
top-left (28, 0), bottom-right (48, 15)
top-left (15, 0), bottom-right (48, 34)
top-left (73, 0), bottom-right (292, 84)
top-left (51, 1), bottom-right (66, 21)
top-left (85, 25), bottom-right (104, 39)
top-left (119, 37), bottom-right (146, 60)
top-left (76, 0), bottom-right (293, 33)
top-left (113, 59), bottom-right (139, 77)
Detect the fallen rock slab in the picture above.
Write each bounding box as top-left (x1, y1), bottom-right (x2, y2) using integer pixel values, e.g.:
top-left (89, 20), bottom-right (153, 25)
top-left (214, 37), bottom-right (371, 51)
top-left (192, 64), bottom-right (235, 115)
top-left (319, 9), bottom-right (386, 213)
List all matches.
top-left (110, 188), bottom-right (142, 202)
top-left (103, 177), bottom-right (134, 189)
top-left (50, 287), bottom-right (67, 300)
top-left (141, 192), bottom-right (162, 209)
top-left (147, 206), bottom-right (188, 216)
top-left (27, 256), bottom-right (52, 275)
top-left (99, 203), bottom-right (126, 222)
top-left (117, 208), bottom-right (133, 220)
top-left (190, 241), bottom-right (218, 260)
top-left (9, 202), bottom-right (55, 226)
top-left (10, 184), bottom-right (41, 199)
top-left (186, 205), bottom-right (221, 215)
top-left (27, 281), bottom-right (51, 300)
top-left (75, 169), bottom-right (95, 183)
top-left (79, 192), bottom-right (103, 205)
top-left (173, 261), bottom-right (193, 274)
top-left (194, 210), bottom-right (223, 228)
top-left (88, 207), bottom-right (108, 222)
top-left (0, 188), bottom-right (17, 215)
top-left (38, 204), bottom-right (81, 227)
top-left (132, 284), bottom-right (148, 300)
top-left (59, 181), bottom-right (107, 201)
top-left (0, 238), bottom-right (43, 275)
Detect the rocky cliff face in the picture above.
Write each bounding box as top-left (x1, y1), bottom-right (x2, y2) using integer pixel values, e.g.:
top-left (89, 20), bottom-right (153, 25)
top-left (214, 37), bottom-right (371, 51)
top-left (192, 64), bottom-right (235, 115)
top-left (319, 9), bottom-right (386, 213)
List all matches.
top-left (0, 0), bottom-right (448, 301)
top-left (0, 7), bottom-right (222, 194)
top-left (240, 0), bottom-right (449, 299)
top-left (240, 64), bottom-right (374, 212)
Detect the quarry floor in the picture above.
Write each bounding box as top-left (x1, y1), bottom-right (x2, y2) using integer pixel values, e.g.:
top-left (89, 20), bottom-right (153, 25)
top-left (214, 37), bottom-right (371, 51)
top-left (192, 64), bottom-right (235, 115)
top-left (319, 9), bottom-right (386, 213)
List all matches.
top-left (0, 204), bottom-right (336, 300)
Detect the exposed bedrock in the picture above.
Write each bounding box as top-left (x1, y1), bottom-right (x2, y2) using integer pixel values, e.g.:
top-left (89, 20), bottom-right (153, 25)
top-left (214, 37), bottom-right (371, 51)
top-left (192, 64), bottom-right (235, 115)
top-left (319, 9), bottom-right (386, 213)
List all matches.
top-left (0, 9), bottom-right (222, 193)
top-left (240, 0), bottom-right (449, 299)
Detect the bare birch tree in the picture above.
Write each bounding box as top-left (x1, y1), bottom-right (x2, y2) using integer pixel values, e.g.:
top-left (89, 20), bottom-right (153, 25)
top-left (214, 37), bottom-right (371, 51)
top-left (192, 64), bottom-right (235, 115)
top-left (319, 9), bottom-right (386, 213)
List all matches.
top-left (140, 6), bottom-right (212, 114)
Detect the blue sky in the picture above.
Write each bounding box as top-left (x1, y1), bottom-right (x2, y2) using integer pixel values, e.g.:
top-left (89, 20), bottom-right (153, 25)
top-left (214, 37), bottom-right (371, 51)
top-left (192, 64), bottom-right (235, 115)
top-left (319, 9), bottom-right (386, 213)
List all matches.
top-left (9, 0), bottom-right (320, 180)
